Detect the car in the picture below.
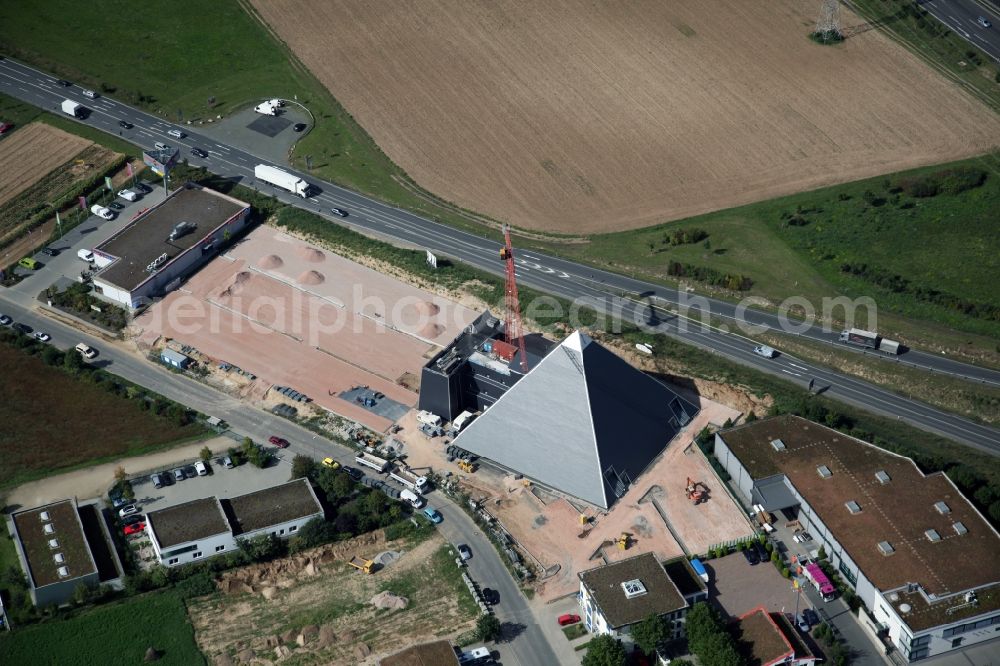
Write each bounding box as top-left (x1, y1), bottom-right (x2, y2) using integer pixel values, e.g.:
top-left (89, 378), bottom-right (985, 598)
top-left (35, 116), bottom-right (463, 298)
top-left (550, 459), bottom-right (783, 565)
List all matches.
top-left (57, 79), bottom-right (72, 87)
top-left (322, 457), bottom-right (341, 469)
top-left (795, 612), bottom-right (810, 633)
top-left (803, 608), bottom-right (819, 627)
top-left (81, 89), bottom-right (98, 99)
top-left (190, 147), bottom-right (208, 158)
top-left (482, 588), bottom-right (499, 605)
top-left (11, 323), bottom-right (32, 335)
top-left (558, 613), bottom-right (581, 626)
top-left (118, 120), bottom-right (133, 130)
top-left (293, 123), bottom-right (307, 132)
top-left (342, 466), bottom-right (364, 482)
top-left (978, 16), bottom-right (992, 28)
top-left (754, 541), bottom-right (768, 562)
top-left (108, 201), bottom-right (125, 210)
top-left (34, 331), bottom-right (51, 342)
top-left (0, 122), bottom-right (13, 135)
top-left (133, 182), bottom-right (151, 194)
top-left (123, 522), bottom-right (146, 536)
top-left (753, 345), bottom-right (777, 359)
top-left (166, 128), bottom-right (185, 139)
top-left (118, 189), bottom-right (139, 202)
top-left (269, 436), bottom-right (290, 449)
top-left (154, 142), bottom-right (171, 151)
top-left (75, 342), bottom-right (97, 359)
top-left (17, 257), bottom-right (38, 270)
top-left (331, 207), bottom-right (349, 218)
top-left (90, 204), bottom-right (114, 220)
top-left (183, 465), bottom-right (198, 478)
top-left (122, 514), bottom-right (145, 526)
top-left (742, 547), bottom-right (760, 565)
top-left (40, 247), bottom-right (59, 257)
top-left (423, 507), bottom-right (443, 524)
top-left (457, 544), bottom-right (472, 560)
top-left (173, 468), bottom-right (185, 482)
top-left (222, 456), bottom-right (234, 469)
top-left (0, 314), bottom-right (11, 326)
top-left (111, 496), bottom-right (129, 509)
top-left (118, 504), bottom-right (138, 518)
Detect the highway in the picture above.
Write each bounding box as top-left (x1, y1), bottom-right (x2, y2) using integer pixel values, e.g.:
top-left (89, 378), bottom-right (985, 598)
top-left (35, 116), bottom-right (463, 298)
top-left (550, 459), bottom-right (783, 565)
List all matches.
top-left (919, 0), bottom-right (1000, 63)
top-left (1, 55), bottom-right (998, 455)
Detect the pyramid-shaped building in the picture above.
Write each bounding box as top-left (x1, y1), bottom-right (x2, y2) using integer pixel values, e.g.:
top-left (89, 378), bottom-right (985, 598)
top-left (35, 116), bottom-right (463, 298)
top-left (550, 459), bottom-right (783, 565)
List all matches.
top-left (452, 331), bottom-right (699, 508)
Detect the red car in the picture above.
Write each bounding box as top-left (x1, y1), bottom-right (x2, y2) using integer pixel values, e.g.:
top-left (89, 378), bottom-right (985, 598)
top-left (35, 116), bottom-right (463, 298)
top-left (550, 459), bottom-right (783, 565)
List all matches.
top-left (0, 122), bottom-right (13, 135)
top-left (557, 613), bottom-right (581, 626)
top-left (124, 522), bottom-right (146, 536)
top-left (268, 436), bottom-right (290, 449)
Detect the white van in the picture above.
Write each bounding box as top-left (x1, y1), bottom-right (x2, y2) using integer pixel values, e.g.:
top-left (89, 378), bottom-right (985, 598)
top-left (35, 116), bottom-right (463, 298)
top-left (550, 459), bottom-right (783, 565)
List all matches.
top-left (451, 410), bottom-right (475, 432)
top-left (400, 489), bottom-right (425, 509)
top-left (166, 128), bottom-right (185, 139)
top-left (81, 89), bottom-right (98, 99)
top-left (154, 141), bottom-right (171, 151)
top-left (194, 461), bottom-right (208, 476)
top-left (77, 249), bottom-right (95, 262)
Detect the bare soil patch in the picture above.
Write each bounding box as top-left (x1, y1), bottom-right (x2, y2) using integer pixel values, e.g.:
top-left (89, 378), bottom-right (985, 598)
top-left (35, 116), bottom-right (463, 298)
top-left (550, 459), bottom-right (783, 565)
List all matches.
top-left (251, 0), bottom-right (1000, 233)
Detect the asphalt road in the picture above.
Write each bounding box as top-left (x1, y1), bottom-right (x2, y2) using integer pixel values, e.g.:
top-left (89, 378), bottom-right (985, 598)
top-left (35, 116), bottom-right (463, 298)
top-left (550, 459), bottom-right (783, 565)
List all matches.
top-left (919, 0), bottom-right (1000, 63)
top-left (1, 56), bottom-right (998, 454)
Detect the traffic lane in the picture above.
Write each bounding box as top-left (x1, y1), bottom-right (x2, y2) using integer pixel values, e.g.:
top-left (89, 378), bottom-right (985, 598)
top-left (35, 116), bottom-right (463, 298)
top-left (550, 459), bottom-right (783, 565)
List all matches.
top-left (921, 0), bottom-right (1000, 61)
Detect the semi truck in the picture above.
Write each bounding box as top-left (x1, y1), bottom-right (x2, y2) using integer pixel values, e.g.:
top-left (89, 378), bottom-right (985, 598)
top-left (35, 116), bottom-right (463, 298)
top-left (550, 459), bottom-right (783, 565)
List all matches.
top-left (61, 99), bottom-right (84, 118)
top-left (839, 328), bottom-right (901, 355)
top-left (354, 452), bottom-right (390, 473)
top-left (254, 164), bottom-right (312, 198)
top-left (389, 466), bottom-right (428, 493)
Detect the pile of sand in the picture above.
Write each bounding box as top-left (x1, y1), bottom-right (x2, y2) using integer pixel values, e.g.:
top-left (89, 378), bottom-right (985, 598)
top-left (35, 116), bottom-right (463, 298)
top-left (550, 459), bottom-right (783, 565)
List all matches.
top-left (370, 590), bottom-right (408, 610)
top-left (297, 246), bottom-right (326, 263)
top-left (414, 301), bottom-right (440, 316)
top-left (418, 323), bottom-right (445, 339)
top-left (257, 254), bottom-right (283, 269)
top-left (298, 270), bottom-right (325, 285)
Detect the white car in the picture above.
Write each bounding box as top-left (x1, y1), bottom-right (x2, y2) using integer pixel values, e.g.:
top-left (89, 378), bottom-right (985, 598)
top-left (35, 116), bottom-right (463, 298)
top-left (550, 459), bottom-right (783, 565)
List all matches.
top-left (118, 504), bottom-right (138, 518)
top-left (117, 189), bottom-right (139, 202)
top-left (167, 128), bottom-right (185, 139)
top-left (34, 331), bottom-right (51, 342)
top-left (75, 342), bottom-right (97, 359)
top-left (977, 16), bottom-right (992, 28)
top-left (0, 314), bottom-right (11, 326)
top-left (753, 345), bottom-right (777, 359)
top-left (90, 204), bottom-right (114, 220)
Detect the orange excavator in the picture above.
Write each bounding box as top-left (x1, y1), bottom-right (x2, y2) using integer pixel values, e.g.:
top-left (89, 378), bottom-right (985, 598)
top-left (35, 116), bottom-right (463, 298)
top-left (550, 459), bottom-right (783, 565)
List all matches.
top-left (686, 477), bottom-right (707, 504)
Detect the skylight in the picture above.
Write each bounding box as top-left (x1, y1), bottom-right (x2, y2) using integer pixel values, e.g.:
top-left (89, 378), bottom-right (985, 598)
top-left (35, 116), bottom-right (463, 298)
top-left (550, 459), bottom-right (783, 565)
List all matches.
top-left (770, 439), bottom-right (786, 452)
top-left (953, 522), bottom-right (968, 536)
top-left (39, 511), bottom-right (50, 521)
top-left (817, 465), bottom-right (832, 479)
top-left (845, 501), bottom-right (862, 514)
top-left (43, 523), bottom-right (55, 534)
top-left (877, 541), bottom-right (895, 556)
top-left (875, 470), bottom-right (891, 484)
top-left (57, 566), bottom-right (70, 578)
top-left (925, 529), bottom-right (941, 543)
top-left (934, 501), bottom-right (951, 515)
top-left (622, 579), bottom-right (647, 599)
top-left (47, 539), bottom-right (59, 549)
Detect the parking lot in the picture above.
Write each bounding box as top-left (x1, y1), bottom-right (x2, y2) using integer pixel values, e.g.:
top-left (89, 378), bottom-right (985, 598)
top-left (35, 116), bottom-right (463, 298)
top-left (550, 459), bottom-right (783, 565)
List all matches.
top-left (705, 551), bottom-right (801, 617)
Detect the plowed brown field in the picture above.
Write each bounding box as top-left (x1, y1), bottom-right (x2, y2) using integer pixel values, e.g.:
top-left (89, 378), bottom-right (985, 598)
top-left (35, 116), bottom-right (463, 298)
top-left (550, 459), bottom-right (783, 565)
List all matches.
top-left (0, 123), bottom-right (91, 207)
top-left (252, 0), bottom-right (1000, 233)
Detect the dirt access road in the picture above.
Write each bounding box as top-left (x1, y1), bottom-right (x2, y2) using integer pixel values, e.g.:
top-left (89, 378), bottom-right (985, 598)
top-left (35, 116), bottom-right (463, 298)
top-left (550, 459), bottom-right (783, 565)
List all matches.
top-left (251, 0), bottom-right (1000, 233)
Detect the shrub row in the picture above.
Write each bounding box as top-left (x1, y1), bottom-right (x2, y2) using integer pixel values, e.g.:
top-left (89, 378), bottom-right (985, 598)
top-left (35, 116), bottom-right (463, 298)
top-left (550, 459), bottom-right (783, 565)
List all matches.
top-left (667, 260), bottom-right (753, 291)
top-left (893, 166), bottom-right (987, 198)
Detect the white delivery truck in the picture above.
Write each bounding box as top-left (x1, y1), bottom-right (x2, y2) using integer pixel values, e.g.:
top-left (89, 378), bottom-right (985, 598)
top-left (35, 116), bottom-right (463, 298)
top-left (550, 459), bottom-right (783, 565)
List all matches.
top-left (399, 489), bottom-right (425, 509)
top-left (451, 410), bottom-right (475, 432)
top-left (389, 467), bottom-right (428, 493)
top-left (354, 452), bottom-right (390, 473)
top-left (254, 164), bottom-right (312, 197)
top-left (61, 99), bottom-right (84, 118)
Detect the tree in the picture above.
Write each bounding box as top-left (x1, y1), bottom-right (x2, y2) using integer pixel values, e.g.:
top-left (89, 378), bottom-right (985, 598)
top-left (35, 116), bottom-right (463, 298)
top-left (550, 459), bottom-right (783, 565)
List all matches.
top-left (114, 465), bottom-right (127, 483)
top-left (199, 446), bottom-right (212, 463)
top-left (237, 533), bottom-right (282, 562)
top-left (476, 613), bottom-right (502, 642)
top-left (582, 634), bottom-right (627, 666)
top-left (290, 454), bottom-right (316, 480)
top-left (63, 347), bottom-right (85, 372)
top-left (631, 613), bottom-right (669, 656)
top-left (817, 545), bottom-right (827, 561)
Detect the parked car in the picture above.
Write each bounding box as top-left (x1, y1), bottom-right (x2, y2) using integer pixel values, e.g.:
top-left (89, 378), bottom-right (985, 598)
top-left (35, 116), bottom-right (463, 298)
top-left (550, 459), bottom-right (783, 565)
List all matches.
top-left (17, 257), bottom-right (38, 270)
top-left (423, 507), bottom-right (443, 524)
top-left (108, 201), bottom-right (125, 210)
top-left (111, 496), bottom-right (129, 509)
top-left (75, 342), bottom-right (97, 359)
top-left (0, 122), bottom-right (13, 135)
top-left (194, 461), bottom-right (209, 476)
top-left (331, 207), bottom-right (349, 218)
top-left (122, 514), bottom-right (145, 526)
top-left (123, 522), bottom-right (146, 536)
top-left (322, 457), bottom-right (341, 469)
top-left (0, 314), bottom-right (11, 326)
top-left (11, 323), bottom-right (32, 335)
top-left (40, 247), bottom-right (59, 256)
top-left (269, 436), bottom-right (290, 449)
top-left (293, 123), bottom-right (307, 132)
top-left (90, 204), bottom-right (114, 220)
top-left (118, 189), bottom-right (139, 202)
top-left (34, 331), bottom-right (51, 342)
top-left (118, 120), bottom-right (133, 130)
top-left (457, 544), bottom-right (472, 560)
top-left (222, 456), bottom-right (234, 469)
top-left (190, 147), bottom-right (208, 158)
top-left (173, 468), bottom-right (185, 482)
top-left (742, 547), bottom-right (760, 565)
top-left (118, 504), bottom-right (138, 518)
top-left (753, 345), bottom-right (777, 359)
top-left (342, 466), bottom-right (363, 482)
top-left (482, 588), bottom-right (499, 605)
top-left (796, 612), bottom-right (810, 633)
top-left (558, 614), bottom-right (581, 626)
top-left (183, 465), bottom-right (198, 478)
top-left (803, 608), bottom-right (819, 627)
top-left (133, 182), bottom-right (151, 194)
top-left (754, 541), bottom-right (768, 562)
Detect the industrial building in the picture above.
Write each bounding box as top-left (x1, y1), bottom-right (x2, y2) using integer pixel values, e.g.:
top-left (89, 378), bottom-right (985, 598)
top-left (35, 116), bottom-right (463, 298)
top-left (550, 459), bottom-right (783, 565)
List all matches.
top-left (90, 182), bottom-right (250, 309)
top-left (146, 479), bottom-right (324, 567)
top-left (714, 416), bottom-right (1000, 662)
top-left (450, 330), bottom-right (698, 508)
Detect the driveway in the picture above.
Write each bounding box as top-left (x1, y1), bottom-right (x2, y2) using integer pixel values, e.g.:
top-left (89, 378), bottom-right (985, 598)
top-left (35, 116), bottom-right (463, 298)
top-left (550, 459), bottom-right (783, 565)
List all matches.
top-left (706, 551), bottom-right (799, 617)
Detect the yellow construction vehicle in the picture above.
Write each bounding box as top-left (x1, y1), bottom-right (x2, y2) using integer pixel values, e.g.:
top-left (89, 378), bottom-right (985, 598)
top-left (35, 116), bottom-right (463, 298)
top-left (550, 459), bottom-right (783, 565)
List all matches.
top-left (617, 533), bottom-right (631, 551)
top-left (347, 555), bottom-right (374, 574)
top-left (457, 459), bottom-right (477, 473)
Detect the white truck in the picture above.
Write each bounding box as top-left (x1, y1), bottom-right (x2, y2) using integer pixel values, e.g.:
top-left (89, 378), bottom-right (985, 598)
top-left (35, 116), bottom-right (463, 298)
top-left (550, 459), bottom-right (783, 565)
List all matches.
top-left (354, 452), bottom-right (390, 473)
top-left (61, 99), bottom-right (84, 118)
top-left (450, 410), bottom-right (475, 433)
top-left (254, 101), bottom-right (278, 116)
top-left (389, 466), bottom-right (428, 493)
top-left (400, 488), bottom-right (425, 509)
top-left (839, 328), bottom-right (901, 355)
top-left (254, 164), bottom-right (312, 198)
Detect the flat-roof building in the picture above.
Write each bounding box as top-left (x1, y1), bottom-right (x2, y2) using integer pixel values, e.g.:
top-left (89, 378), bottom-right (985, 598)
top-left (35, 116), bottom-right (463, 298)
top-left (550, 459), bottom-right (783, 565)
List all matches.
top-left (715, 416), bottom-right (1000, 662)
top-left (733, 606), bottom-right (820, 666)
top-left (91, 182), bottom-right (249, 309)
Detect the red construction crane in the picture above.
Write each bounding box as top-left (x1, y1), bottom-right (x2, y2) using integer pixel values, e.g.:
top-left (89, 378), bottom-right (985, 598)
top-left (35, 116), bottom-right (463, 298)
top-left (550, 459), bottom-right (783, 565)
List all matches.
top-left (500, 224), bottom-right (529, 373)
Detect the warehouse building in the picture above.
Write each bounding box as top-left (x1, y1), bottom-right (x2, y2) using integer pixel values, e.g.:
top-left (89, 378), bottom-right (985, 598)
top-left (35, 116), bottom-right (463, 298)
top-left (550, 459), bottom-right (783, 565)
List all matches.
top-left (146, 479), bottom-right (324, 567)
top-left (90, 182), bottom-right (250, 309)
top-left (451, 330), bottom-right (699, 508)
top-left (714, 416), bottom-right (1000, 662)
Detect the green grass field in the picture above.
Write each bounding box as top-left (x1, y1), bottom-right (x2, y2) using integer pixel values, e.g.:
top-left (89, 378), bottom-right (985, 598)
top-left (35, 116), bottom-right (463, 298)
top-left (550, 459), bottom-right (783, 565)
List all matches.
top-left (0, 592), bottom-right (205, 665)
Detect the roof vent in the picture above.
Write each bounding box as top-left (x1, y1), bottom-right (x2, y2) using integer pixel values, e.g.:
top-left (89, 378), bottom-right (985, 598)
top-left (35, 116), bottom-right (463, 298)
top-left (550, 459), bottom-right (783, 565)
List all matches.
top-left (43, 523), bottom-right (55, 534)
top-left (53, 553), bottom-right (65, 564)
top-left (934, 501), bottom-right (951, 515)
top-left (875, 470), bottom-right (891, 484)
top-left (622, 579), bottom-right (648, 599)
top-left (57, 566), bottom-right (70, 578)
top-left (47, 538), bottom-right (60, 549)
top-left (899, 603), bottom-right (911, 614)
top-left (39, 511), bottom-right (50, 521)
top-left (953, 522), bottom-right (968, 536)
top-left (925, 529), bottom-right (941, 543)
top-left (845, 501), bottom-right (862, 514)
top-left (817, 465), bottom-right (832, 479)
top-left (888, 592), bottom-right (899, 602)
top-left (770, 439), bottom-right (786, 452)
top-left (877, 541), bottom-right (895, 556)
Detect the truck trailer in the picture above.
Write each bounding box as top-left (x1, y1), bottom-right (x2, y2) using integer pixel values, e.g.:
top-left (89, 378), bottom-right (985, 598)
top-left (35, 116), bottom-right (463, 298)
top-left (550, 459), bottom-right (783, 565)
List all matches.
top-left (354, 452), bottom-right (390, 473)
top-left (389, 467), bottom-right (428, 493)
top-left (254, 164), bottom-right (312, 198)
top-left (61, 99), bottom-right (84, 118)
top-left (839, 328), bottom-right (901, 355)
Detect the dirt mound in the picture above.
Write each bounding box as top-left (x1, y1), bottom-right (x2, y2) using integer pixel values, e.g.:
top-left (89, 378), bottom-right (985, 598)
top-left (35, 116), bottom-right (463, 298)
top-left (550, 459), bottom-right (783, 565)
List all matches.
top-left (418, 323), bottom-right (444, 339)
top-left (316, 625), bottom-right (337, 649)
top-left (258, 254), bottom-right (283, 269)
top-left (297, 270), bottom-right (325, 285)
top-left (297, 246), bottom-right (326, 263)
top-left (414, 301), bottom-right (440, 316)
top-left (354, 644), bottom-right (372, 660)
top-left (296, 625), bottom-right (319, 646)
top-left (371, 590), bottom-right (409, 610)
top-left (235, 648), bottom-right (254, 664)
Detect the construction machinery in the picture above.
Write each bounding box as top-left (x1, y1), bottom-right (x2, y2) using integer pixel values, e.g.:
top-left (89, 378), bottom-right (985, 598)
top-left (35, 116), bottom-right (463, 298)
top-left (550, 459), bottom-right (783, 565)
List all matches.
top-left (616, 533), bottom-right (631, 551)
top-left (500, 224), bottom-right (529, 373)
top-left (457, 459), bottom-right (477, 473)
top-left (348, 556), bottom-right (374, 574)
top-left (686, 477), bottom-right (707, 504)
